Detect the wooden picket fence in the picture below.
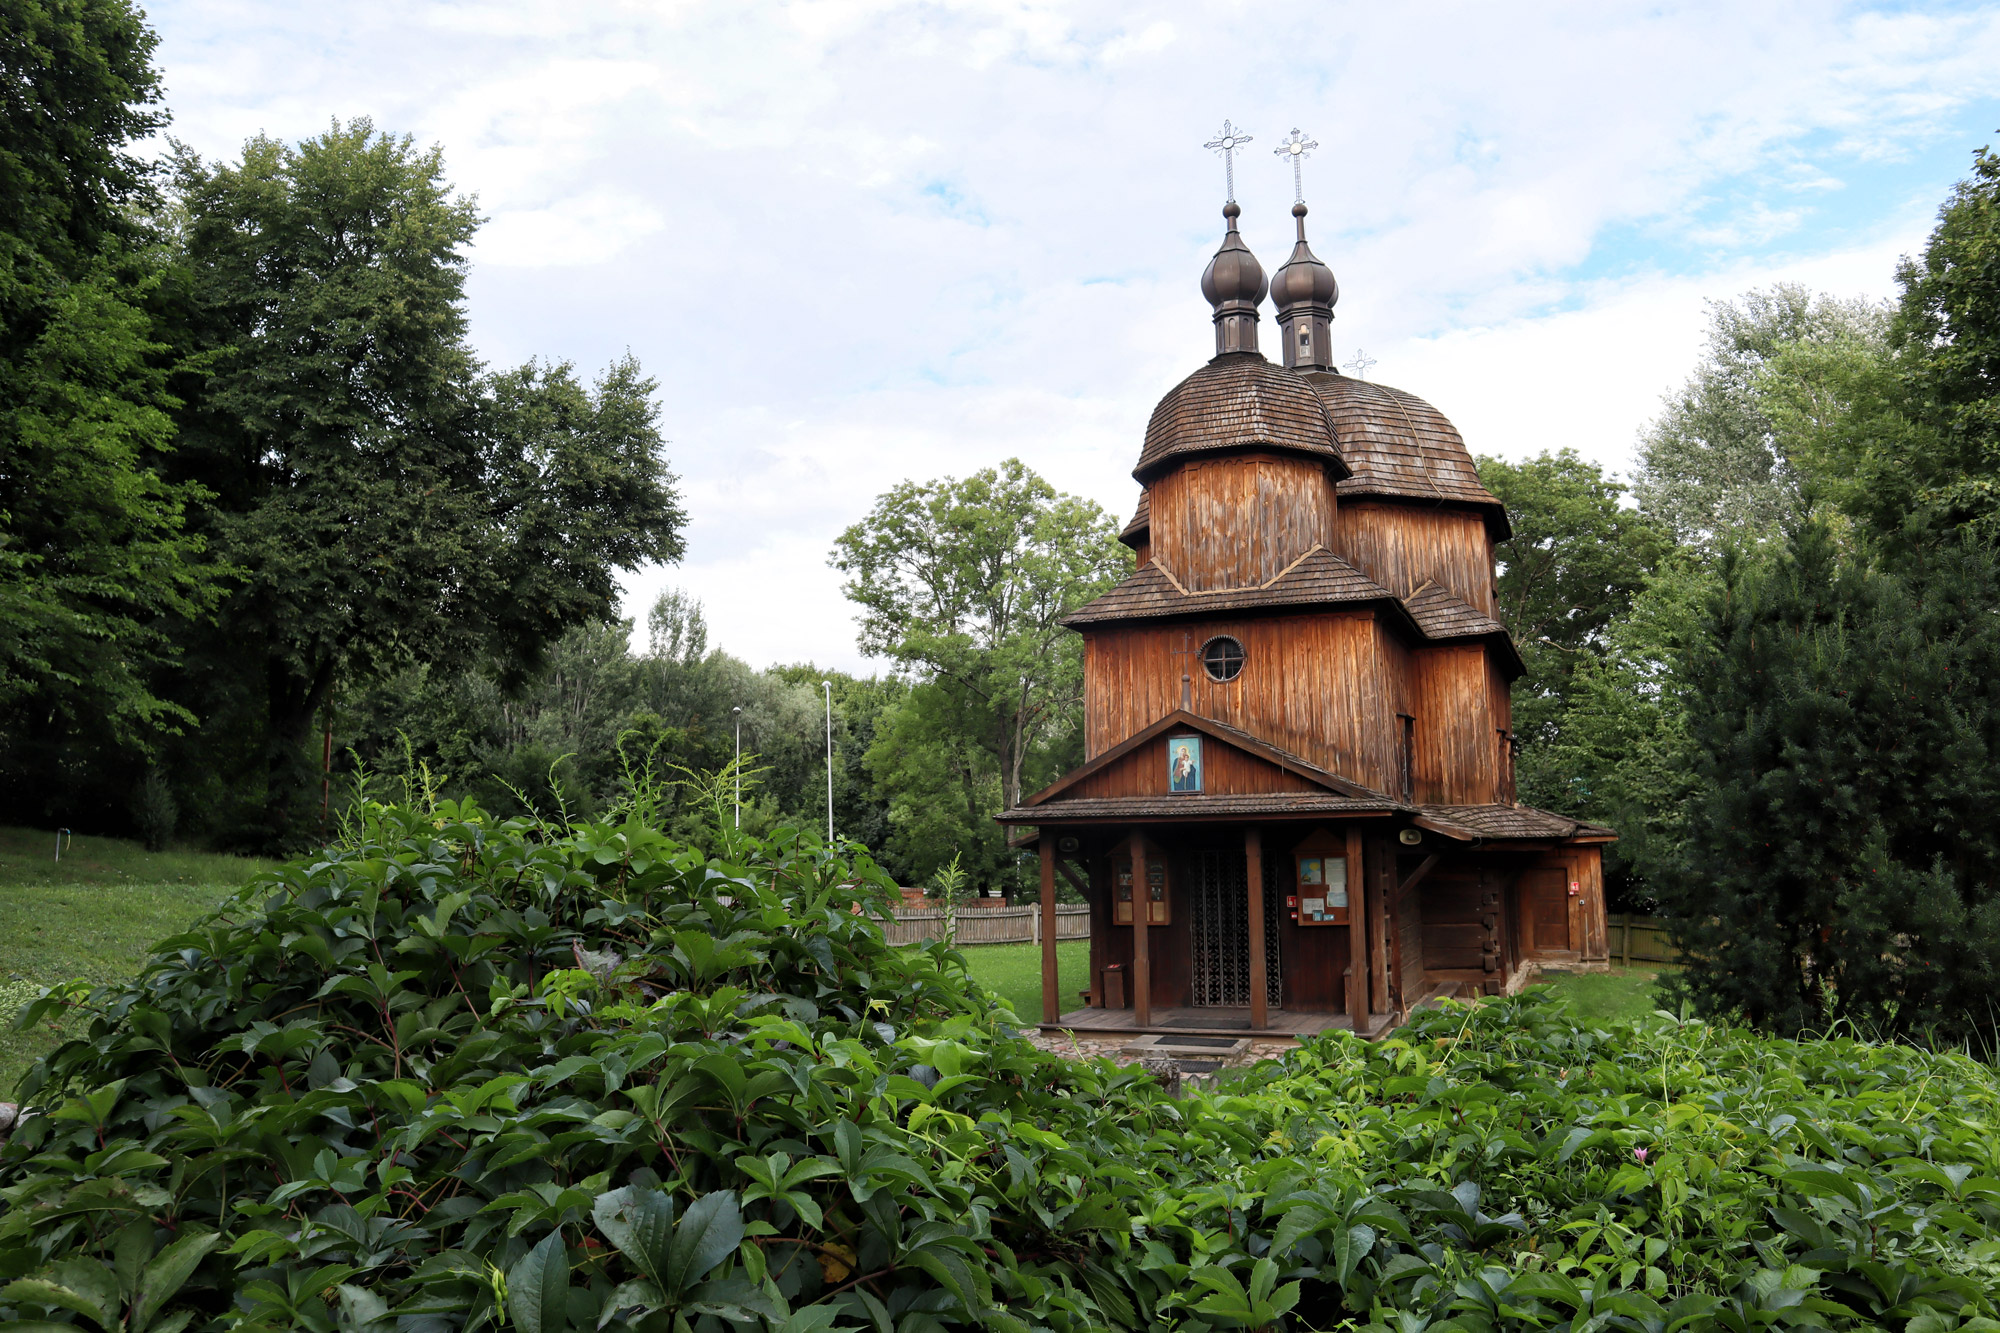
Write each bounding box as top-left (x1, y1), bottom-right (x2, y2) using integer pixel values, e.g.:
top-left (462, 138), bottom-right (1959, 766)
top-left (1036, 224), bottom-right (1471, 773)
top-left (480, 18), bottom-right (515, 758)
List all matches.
top-left (879, 904), bottom-right (1090, 947)
top-left (1608, 914), bottom-right (1682, 966)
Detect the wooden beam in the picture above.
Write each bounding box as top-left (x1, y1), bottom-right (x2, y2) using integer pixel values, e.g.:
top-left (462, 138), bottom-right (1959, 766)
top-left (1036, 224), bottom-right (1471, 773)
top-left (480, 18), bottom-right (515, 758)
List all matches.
top-left (1398, 852), bottom-right (1441, 897)
top-left (1054, 857), bottom-right (1090, 896)
top-left (1131, 831), bottom-right (1152, 1028)
top-left (1038, 838), bottom-right (1059, 1025)
top-left (1246, 827), bottom-right (1267, 1031)
top-left (1370, 838), bottom-right (1391, 1016)
top-left (1346, 826), bottom-right (1368, 1026)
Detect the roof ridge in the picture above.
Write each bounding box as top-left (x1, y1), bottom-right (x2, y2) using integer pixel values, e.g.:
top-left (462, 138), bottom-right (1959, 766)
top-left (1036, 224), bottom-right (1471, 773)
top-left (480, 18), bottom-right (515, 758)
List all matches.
top-left (1258, 542), bottom-right (1328, 590)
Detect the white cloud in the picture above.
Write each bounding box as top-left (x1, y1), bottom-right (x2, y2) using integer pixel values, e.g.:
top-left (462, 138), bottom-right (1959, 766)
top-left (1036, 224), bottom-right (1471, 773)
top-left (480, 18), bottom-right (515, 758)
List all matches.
top-left (139, 0), bottom-right (2000, 671)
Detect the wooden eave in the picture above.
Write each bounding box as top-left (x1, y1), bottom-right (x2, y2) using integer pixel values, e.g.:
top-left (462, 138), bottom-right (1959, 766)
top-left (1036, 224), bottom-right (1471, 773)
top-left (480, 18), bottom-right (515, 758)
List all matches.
top-left (1063, 547), bottom-right (1423, 637)
top-left (1401, 580), bottom-right (1528, 680)
top-left (1014, 707), bottom-right (1386, 810)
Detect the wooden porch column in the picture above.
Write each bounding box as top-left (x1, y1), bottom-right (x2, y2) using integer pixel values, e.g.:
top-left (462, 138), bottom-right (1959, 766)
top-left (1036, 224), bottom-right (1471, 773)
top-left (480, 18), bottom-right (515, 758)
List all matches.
top-left (1038, 836), bottom-right (1059, 1024)
top-left (1245, 827), bottom-right (1267, 1030)
top-left (1130, 830), bottom-right (1152, 1028)
top-left (1370, 838), bottom-right (1392, 1016)
top-left (1346, 826), bottom-right (1368, 1031)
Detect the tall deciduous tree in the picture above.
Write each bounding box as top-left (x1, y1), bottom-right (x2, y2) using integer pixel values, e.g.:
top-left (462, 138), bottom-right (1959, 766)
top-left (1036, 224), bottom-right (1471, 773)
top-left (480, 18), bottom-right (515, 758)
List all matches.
top-left (0, 0), bottom-right (220, 798)
top-left (832, 460), bottom-right (1124, 883)
top-left (1478, 451), bottom-right (1666, 799)
top-left (169, 122), bottom-right (685, 844)
top-left (1633, 284), bottom-right (1887, 550)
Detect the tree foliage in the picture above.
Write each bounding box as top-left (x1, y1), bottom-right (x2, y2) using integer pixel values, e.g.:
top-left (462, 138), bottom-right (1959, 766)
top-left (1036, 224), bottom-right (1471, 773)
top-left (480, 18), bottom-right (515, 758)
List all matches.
top-left (832, 460), bottom-right (1124, 890)
top-left (165, 122), bottom-right (685, 845)
top-left (0, 0), bottom-right (219, 766)
top-left (1658, 519), bottom-right (2000, 1040)
top-left (1633, 284), bottom-right (1887, 551)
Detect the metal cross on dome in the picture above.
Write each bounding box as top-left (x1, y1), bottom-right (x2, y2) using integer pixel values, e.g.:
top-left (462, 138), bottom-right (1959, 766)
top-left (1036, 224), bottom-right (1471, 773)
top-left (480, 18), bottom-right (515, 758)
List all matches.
top-left (1274, 128), bottom-right (1318, 204)
top-left (1203, 120), bottom-right (1253, 203)
top-left (1346, 348), bottom-right (1377, 380)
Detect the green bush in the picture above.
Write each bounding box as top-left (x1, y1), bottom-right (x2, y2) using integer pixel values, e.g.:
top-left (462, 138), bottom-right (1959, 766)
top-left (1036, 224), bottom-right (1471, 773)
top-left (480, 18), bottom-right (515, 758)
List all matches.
top-left (2, 800), bottom-right (1998, 1331)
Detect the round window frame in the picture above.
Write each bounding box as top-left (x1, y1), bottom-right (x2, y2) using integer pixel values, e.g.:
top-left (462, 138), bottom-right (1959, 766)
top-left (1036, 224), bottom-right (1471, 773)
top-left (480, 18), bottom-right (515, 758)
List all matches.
top-left (1200, 635), bottom-right (1246, 683)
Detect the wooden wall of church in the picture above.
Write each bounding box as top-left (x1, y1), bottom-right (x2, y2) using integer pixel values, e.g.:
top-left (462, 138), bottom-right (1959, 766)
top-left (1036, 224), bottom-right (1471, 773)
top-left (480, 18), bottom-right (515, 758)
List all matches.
top-left (1331, 501), bottom-right (1496, 612)
top-left (1084, 613), bottom-right (1399, 791)
top-left (1409, 643), bottom-right (1500, 804)
top-left (1064, 734), bottom-right (1324, 800)
top-left (1148, 453), bottom-right (1337, 592)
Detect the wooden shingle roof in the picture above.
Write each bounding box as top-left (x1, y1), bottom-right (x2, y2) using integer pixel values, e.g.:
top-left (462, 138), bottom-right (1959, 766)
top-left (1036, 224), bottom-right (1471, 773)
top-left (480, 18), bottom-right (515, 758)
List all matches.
top-left (1416, 804), bottom-right (1616, 842)
top-left (1136, 354), bottom-right (1350, 482)
top-left (1300, 371), bottom-right (1510, 540)
top-left (1063, 546), bottom-right (1410, 629)
top-left (1403, 580), bottom-right (1525, 678)
top-left (1119, 490), bottom-right (1149, 547)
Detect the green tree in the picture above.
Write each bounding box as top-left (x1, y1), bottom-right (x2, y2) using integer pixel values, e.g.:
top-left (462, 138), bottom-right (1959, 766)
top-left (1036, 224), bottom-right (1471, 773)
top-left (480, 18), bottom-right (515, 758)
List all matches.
top-left (831, 459), bottom-right (1124, 814)
top-left (832, 460), bottom-right (1123, 892)
top-left (1659, 521), bottom-right (2000, 1040)
top-left (1477, 450), bottom-right (1667, 811)
top-left (0, 0), bottom-right (220, 813)
top-left (1812, 144), bottom-right (2000, 545)
top-left (167, 121), bottom-right (684, 844)
top-left (1633, 284), bottom-right (1887, 550)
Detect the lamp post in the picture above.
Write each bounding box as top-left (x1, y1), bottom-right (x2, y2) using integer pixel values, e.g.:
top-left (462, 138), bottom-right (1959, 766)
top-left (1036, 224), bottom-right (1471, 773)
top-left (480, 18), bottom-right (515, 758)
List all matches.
top-left (731, 705), bottom-right (742, 829)
top-left (821, 681), bottom-right (834, 844)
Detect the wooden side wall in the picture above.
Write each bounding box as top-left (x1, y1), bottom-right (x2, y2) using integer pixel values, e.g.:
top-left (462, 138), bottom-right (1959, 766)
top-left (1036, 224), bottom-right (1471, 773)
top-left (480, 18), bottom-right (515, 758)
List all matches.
top-left (1084, 613), bottom-right (1398, 791)
top-left (1331, 501), bottom-right (1496, 612)
top-left (1148, 453), bottom-right (1337, 592)
top-left (1409, 643), bottom-right (1500, 804)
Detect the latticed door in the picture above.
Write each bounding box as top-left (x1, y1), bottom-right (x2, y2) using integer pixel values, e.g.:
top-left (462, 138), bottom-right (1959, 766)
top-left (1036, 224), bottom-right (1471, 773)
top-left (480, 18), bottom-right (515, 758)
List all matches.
top-left (1189, 849), bottom-right (1284, 1007)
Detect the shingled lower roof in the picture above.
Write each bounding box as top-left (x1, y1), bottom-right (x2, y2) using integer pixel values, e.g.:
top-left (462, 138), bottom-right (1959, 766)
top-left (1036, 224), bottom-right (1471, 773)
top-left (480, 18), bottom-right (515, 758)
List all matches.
top-left (1136, 354), bottom-right (1349, 482)
top-left (1416, 804), bottom-right (1616, 841)
top-left (1299, 371), bottom-right (1510, 539)
top-left (1118, 490), bottom-right (1149, 547)
top-left (1064, 546), bottom-right (1410, 628)
top-left (1404, 581), bottom-right (1525, 678)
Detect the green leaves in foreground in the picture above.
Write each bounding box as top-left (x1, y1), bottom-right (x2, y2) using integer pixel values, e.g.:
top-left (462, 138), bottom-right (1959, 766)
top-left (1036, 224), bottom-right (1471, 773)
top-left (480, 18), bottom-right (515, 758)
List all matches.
top-left (3, 799), bottom-right (2000, 1330)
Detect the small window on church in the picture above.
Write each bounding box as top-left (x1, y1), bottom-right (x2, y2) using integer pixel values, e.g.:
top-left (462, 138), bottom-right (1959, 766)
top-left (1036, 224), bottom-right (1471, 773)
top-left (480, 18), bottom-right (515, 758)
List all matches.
top-left (1201, 636), bottom-right (1244, 682)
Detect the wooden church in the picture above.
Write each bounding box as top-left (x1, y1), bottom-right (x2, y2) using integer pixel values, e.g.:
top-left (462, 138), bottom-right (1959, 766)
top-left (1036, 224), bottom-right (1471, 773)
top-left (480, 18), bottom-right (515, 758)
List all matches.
top-left (998, 175), bottom-right (1614, 1039)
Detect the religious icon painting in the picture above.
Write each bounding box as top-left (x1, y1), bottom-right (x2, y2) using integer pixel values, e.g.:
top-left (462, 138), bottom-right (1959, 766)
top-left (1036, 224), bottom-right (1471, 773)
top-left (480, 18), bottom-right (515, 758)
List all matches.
top-left (1167, 736), bottom-right (1203, 792)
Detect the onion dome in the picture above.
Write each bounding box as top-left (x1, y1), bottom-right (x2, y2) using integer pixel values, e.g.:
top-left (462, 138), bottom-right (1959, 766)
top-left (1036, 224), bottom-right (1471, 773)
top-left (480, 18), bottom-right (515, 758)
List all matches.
top-left (1271, 203), bottom-right (1338, 371)
top-left (1200, 202), bottom-right (1267, 357)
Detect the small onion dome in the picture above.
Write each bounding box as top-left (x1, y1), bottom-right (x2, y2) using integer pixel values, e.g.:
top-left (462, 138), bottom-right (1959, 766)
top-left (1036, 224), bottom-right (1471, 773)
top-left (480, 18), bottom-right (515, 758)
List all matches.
top-left (1271, 202), bottom-right (1338, 311)
top-left (1200, 202), bottom-right (1267, 357)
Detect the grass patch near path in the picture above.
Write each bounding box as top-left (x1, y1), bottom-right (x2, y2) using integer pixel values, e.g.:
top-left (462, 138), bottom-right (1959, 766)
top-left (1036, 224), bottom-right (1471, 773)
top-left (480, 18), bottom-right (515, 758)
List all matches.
top-left (0, 828), bottom-right (271, 1095)
top-left (960, 938), bottom-right (1091, 1024)
top-left (1526, 963), bottom-right (1677, 1026)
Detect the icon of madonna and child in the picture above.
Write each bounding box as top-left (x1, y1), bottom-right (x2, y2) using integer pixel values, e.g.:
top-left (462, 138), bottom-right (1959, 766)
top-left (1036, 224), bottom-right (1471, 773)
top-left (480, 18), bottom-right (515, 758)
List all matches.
top-left (1168, 736), bottom-right (1203, 793)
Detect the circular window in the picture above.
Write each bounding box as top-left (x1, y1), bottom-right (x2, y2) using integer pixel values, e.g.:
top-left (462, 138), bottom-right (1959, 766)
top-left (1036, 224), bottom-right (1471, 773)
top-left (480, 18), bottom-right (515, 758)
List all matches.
top-left (1201, 636), bottom-right (1245, 682)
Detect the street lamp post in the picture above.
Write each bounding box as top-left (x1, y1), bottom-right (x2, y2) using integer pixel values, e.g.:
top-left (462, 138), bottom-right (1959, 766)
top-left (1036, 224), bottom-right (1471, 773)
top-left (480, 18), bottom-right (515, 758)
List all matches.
top-left (731, 706), bottom-right (742, 829)
top-left (821, 681), bottom-right (834, 844)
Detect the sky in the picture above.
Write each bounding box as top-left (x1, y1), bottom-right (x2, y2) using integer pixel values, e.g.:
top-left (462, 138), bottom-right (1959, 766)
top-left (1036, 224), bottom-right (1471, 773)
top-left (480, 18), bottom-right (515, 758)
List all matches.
top-left (143, 0), bottom-right (2000, 673)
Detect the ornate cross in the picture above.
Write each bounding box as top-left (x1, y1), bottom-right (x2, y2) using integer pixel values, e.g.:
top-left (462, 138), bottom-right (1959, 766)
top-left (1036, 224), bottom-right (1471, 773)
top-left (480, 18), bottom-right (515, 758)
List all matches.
top-left (1273, 128), bottom-right (1318, 204)
top-left (1346, 348), bottom-right (1377, 380)
top-left (1203, 120), bottom-right (1253, 203)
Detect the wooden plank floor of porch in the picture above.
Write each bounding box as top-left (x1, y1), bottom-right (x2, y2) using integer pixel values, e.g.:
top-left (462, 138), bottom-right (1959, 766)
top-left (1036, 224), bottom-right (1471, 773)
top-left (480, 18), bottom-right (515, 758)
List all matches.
top-left (1039, 1006), bottom-right (1396, 1041)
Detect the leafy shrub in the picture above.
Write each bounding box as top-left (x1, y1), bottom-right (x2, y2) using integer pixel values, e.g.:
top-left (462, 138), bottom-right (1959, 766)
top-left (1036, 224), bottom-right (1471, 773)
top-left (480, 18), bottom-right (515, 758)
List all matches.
top-left (2, 800), bottom-right (1999, 1331)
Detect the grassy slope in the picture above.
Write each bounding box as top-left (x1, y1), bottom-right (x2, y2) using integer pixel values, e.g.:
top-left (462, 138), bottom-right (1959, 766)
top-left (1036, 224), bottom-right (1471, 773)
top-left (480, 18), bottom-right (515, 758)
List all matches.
top-left (960, 939), bottom-right (1093, 1024)
top-left (0, 828), bottom-right (271, 1095)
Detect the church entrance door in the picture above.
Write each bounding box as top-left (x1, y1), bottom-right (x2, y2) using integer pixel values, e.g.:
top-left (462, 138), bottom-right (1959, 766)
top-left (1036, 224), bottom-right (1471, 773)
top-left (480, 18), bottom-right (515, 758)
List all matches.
top-left (1189, 848), bottom-right (1283, 1007)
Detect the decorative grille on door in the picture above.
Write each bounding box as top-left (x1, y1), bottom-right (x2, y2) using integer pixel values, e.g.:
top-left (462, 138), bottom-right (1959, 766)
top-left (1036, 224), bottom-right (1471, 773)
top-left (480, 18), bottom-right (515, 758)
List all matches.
top-left (1189, 849), bottom-right (1284, 1007)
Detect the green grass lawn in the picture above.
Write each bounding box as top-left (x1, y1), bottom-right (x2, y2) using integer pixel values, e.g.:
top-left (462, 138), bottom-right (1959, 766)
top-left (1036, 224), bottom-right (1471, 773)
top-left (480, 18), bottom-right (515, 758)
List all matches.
top-left (0, 827), bottom-right (272, 1095)
top-left (957, 940), bottom-right (1675, 1033)
top-left (959, 939), bottom-right (1092, 1024)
